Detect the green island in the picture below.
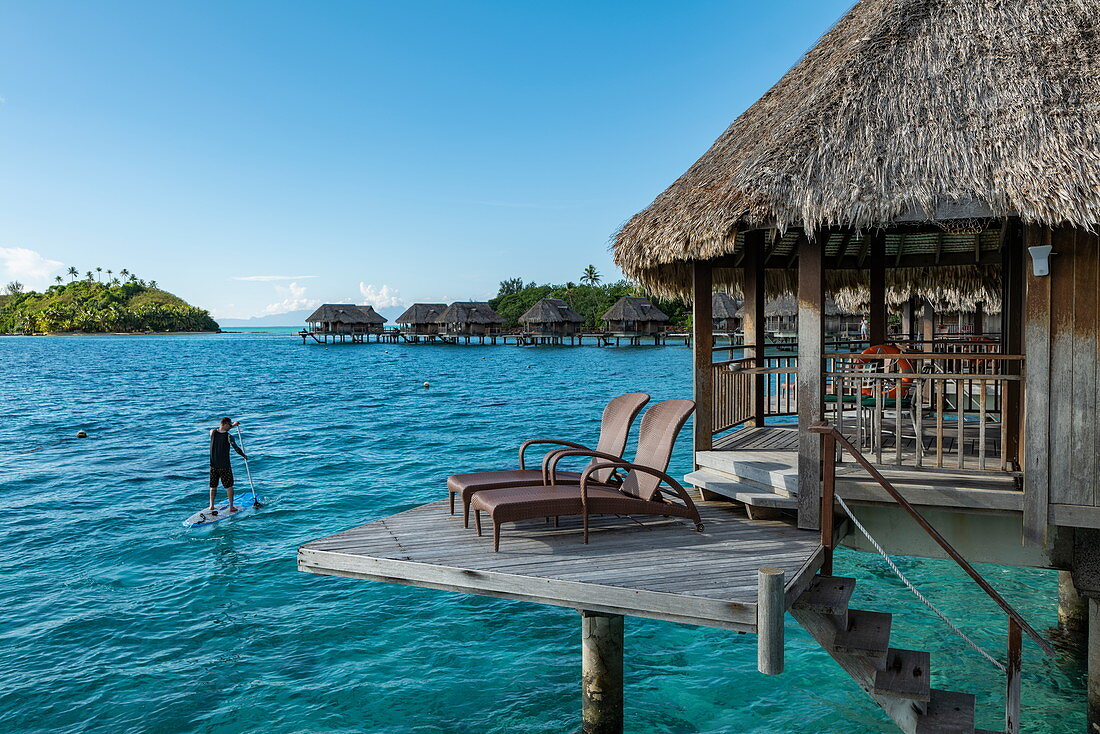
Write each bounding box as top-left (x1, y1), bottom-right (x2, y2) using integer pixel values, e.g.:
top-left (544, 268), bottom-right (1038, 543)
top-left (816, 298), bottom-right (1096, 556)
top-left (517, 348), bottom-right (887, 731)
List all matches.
top-left (0, 268), bottom-right (219, 334)
top-left (488, 267), bottom-right (691, 329)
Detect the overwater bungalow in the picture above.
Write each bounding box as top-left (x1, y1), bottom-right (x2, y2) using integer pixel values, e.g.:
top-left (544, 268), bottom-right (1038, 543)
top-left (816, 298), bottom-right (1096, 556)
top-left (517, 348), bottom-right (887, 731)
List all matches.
top-left (739, 295), bottom-right (861, 340)
top-left (711, 292), bottom-right (741, 335)
top-left (518, 298), bottom-right (585, 344)
top-left (395, 303), bottom-right (446, 341)
top-left (301, 2), bottom-right (1100, 731)
top-left (435, 301), bottom-right (505, 343)
top-left (601, 296), bottom-right (670, 345)
top-left (302, 303), bottom-right (387, 343)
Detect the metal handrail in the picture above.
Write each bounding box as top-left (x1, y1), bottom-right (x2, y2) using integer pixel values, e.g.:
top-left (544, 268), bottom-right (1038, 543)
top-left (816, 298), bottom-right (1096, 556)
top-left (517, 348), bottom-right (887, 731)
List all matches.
top-left (809, 420), bottom-right (1054, 657)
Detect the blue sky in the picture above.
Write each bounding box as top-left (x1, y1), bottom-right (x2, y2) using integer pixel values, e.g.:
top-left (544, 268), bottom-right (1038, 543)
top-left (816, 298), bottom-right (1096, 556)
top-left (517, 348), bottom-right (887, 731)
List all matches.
top-left (0, 0), bottom-right (852, 320)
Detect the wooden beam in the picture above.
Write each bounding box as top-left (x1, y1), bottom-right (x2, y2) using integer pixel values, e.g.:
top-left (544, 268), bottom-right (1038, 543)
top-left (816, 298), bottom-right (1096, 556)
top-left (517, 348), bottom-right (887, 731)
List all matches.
top-left (743, 231), bottom-right (767, 427)
top-left (693, 261), bottom-right (714, 452)
top-left (869, 232), bottom-right (887, 345)
top-left (1023, 224), bottom-right (1051, 547)
top-left (797, 234), bottom-right (824, 530)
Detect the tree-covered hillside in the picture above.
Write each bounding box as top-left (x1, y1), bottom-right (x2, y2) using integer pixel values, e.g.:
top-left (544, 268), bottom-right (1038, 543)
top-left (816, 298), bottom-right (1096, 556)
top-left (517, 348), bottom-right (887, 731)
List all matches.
top-left (488, 274), bottom-right (690, 329)
top-left (0, 278), bottom-right (219, 334)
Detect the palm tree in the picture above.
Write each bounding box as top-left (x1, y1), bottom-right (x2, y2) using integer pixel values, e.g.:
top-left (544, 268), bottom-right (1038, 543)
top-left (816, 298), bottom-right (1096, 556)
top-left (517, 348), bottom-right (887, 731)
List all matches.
top-left (85, 271), bottom-right (94, 281)
top-left (119, 268), bottom-right (130, 279)
top-left (95, 267), bottom-right (103, 282)
top-left (67, 267), bottom-right (78, 282)
top-left (581, 265), bottom-right (601, 286)
top-left (106, 269), bottom-right (113, 281)
top-left (148, 280), bottom-right (158, 289)
top-left (54, 275), bottom-right (63, 285)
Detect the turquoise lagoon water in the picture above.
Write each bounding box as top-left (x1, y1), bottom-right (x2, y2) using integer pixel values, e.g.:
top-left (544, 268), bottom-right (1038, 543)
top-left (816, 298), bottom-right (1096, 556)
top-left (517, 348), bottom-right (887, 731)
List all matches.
top-left (0, 334), bottom-right (1083, 732)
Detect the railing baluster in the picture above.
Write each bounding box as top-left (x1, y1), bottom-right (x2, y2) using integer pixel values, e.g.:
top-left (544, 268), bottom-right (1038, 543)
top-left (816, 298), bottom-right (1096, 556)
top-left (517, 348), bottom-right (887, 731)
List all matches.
top-left (979, 378), bottom-right (987, 471)
top-left (957, 377), bottom-right (965, 470)
top-left (895, 377), bottom-right (903, 466)
top-left (936, 382), bottom-right (945, 468)
top-left (1006, 618), bottom-right (1021, 734)
top-left (875, 380), bottom-right (884, 465)
top-left (914, 379), bottom-right (924, 468)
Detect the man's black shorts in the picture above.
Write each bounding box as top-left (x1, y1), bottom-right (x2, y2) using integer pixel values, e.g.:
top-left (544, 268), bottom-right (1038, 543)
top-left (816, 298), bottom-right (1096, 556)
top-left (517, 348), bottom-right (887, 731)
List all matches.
top-left (209, 467), bottom-right (234, 489)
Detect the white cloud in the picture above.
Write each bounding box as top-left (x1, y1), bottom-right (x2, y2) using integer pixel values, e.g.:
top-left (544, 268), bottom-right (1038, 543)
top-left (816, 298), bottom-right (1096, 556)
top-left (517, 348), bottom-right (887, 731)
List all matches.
top-left (263, 281), bottom-right (320, 315)
top-left (358, 282), bottom-right (404, 308)
top-left (0, 247), bottom-right (65, 290)
top-left (233, 275), bottom-right (318, 282)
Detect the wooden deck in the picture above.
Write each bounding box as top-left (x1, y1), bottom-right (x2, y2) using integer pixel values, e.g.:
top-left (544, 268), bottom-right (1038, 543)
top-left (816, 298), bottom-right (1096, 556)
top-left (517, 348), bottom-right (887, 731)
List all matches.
top-left (298, 499), bottom-right (823, 632)
top-left (700, 427), bottom-right (1021, 511)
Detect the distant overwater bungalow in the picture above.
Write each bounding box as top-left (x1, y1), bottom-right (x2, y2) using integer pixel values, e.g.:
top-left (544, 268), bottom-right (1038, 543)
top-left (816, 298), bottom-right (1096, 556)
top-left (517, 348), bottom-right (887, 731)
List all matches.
top-left (601, 295), bottom-right (670, 345)
top-left (518, 298), bottom-right (585, 345)
top-left (301, 303), bottom-right (387, 343)
top-left (435, 301), bottom-right (505, 343)
top-left (395, 303), bottom-right (446, 342)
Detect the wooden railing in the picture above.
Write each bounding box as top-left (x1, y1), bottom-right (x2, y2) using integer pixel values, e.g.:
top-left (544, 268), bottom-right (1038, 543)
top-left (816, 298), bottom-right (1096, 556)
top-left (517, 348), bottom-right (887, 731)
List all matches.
top-left (711, 350), bottom-right (798, 432)
top-left (824, 352), bottom-right (1023, 474)
top-left (811, 422), bottom-right (1054, 734)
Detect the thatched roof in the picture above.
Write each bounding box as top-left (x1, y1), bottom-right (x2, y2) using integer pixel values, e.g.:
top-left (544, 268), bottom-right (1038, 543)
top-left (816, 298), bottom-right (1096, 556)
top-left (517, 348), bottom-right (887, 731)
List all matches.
top-left (712, 292), bottom-right (741, 319)
top-left (436, 301), bottom-right (505, 325)
top-left (832, 265), bottom-right (1002, 314)
top-left (601, 296), bottom-right (670, 323)
top-left (613, 0), bottom-right (1100, 293)
top-left (396, 303), bottom-right (446, 324)
top-left (519, 298), bottom-right (585, 324)
top-left (305, 304), bottom-right (385, 325)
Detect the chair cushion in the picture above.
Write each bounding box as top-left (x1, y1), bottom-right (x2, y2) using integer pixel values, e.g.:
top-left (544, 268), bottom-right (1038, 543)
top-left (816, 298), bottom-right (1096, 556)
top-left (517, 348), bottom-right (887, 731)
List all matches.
top-left (471, 485), bottom-right (626, 524)
top-left (447, 469), bottom-right (583, 495)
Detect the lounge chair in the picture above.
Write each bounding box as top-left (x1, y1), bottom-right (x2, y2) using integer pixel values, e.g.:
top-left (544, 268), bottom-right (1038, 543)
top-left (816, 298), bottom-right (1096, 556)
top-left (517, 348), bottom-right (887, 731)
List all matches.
top-left (446, 392), bottom-right (651, 527)
top-left (470, 398), bottom-right (702, 551)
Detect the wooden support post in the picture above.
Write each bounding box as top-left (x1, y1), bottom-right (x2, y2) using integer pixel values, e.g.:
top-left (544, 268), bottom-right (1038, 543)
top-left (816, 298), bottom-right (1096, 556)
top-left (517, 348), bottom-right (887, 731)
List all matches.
top-left (797, 234), bottom-right (824, 530)
top-left (693, 260), bottom-right (714, 452)
top-left (1059, 570), bottom-right (1088, 647)
top-left (1006, 618), bottom-right (1021, 734)
top-left (900, 298), bottom-right (915, 342)
top-left (744, 231), bottom-right (767, 426)
top-left (920, 299), bottom-right (934, 347)
top-left (1002, 219), bottom-right (1025, 471)
top-left (974, 301), bottom-right (986, 336)
top-left (869, 232), bottom-right (887, 345)
top-left (581, 610), bottom-right (624, 734)
top-left (1089, 599), bottom-right (1100, 732)
top-left (757, 568), bottom-right (785, 675)
top-left (1023, 224), bottom-right (1050, 547)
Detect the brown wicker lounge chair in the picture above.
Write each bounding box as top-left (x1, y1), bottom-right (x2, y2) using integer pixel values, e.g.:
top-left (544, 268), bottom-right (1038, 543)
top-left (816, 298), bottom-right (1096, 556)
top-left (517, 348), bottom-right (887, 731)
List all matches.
top-left (470, 398), bottom-right (702, 550)
top-left (446, 392), bottom-right (651, 527)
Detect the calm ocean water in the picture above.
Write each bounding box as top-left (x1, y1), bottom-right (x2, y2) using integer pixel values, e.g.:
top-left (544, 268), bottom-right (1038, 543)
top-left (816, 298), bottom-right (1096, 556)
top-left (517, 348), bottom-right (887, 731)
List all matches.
top-left (0, 333), bottom-right (1083, 732)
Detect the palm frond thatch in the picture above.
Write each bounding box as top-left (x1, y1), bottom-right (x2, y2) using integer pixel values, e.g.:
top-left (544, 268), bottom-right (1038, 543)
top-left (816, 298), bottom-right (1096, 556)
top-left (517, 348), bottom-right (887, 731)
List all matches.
top-left (519, 298), bottom-right (585, 324)
top-left (613, 0), bottom-right (1100, 294)
top-left (601, 296), bottom-right (670, 323)
top-left (435, 302), bottom-right (505, 325)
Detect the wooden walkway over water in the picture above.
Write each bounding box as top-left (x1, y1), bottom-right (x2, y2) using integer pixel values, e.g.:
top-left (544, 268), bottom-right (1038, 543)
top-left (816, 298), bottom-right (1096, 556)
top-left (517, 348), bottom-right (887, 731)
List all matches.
top-left (298, 499), bottom-right (823, 632)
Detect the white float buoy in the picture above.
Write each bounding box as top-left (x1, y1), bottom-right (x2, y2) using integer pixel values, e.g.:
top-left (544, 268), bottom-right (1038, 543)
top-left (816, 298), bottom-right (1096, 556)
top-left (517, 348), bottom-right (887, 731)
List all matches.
top-left (423, 381), bottom-right (430, 388)
top-left (76, 430), bottom-right (88, 438)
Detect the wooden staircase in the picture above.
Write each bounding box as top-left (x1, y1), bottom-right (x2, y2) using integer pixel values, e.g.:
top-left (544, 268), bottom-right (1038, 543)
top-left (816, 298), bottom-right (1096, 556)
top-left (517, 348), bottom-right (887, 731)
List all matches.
top-left (791, 574), bottom-right (1000, 733)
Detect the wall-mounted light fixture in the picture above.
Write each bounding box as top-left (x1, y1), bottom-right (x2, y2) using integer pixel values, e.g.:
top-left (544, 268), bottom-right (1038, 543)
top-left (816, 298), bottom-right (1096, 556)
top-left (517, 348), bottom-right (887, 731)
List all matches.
top-left (1028, 245), bottom-right (1054, 277)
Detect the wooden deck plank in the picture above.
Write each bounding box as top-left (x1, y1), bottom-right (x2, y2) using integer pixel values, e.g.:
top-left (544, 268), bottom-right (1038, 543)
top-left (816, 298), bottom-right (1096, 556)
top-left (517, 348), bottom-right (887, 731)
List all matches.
top-left (299, 499), bottom-right (822, 631)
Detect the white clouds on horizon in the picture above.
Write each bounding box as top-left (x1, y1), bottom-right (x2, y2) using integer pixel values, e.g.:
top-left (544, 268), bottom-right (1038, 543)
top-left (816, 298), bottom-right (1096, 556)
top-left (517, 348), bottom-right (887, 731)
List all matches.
top-left (0, 247), bottom-right (65, 290)
top-left (233, 275), bottom-right (318, 282)
top-left (264, 281), bottom-right (320, 315)
top-left (358, 282), bottom-right (404, 308)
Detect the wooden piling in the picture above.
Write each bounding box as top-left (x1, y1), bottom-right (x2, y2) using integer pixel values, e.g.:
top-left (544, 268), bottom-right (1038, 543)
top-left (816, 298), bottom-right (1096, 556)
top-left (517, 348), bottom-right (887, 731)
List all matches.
top-left (757, 567), bottom-right (785, 675)
top-left (581, 610), bottom-right (624, 734)
top-left (1089, 599), bottom-right (1100, 731)
top-left (1059, 571), bottom-right (1088, 647)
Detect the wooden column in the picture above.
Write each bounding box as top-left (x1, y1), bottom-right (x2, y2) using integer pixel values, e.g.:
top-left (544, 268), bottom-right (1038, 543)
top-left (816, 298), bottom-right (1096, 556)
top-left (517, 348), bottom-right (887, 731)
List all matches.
top-left (581, 611), bottom-right (624, 734)
top-left (868, 232), bottom-right (887, 345)
top-left (1022, 224), bottom-right (1051, 547)
top-left (743, 231), bottom-right (767, 426)
top-left (757, 567), bottom-right (785, 675)
top-left (1001, 219), bottom-right (1025, 471)
top-left (1089, 599), bottom-right (1100, 732)
top-left (900, 297), bottom-right (915, 342)
top-left (920, 299), bottom-right (934, 347)
top-left (693, 261), bottom-right (714, 452)
top-left (974, 301), bottom-right (986, 335)
top-left (1059, 571), bottom-right (1088, 647)
top-left (797, 234), bottom-right (824, 530)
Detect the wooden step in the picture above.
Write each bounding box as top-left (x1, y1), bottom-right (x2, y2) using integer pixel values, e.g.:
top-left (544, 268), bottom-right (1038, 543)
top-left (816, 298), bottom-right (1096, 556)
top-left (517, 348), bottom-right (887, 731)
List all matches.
top-left (793, 575), bottom-right (855, 630)
top-left (684, 470), bottom-right (799, 509)
top-left (832, 609), bottom-right (892, 662)
top-left (874, 648), bottom-right (931, 702)
top-left (916, 689), bottom-right (976, 733)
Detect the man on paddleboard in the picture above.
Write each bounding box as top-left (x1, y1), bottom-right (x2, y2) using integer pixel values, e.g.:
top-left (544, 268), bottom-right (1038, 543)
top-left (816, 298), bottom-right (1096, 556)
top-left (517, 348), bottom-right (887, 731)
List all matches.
top-left (208, 417), bottom-right (248, 515)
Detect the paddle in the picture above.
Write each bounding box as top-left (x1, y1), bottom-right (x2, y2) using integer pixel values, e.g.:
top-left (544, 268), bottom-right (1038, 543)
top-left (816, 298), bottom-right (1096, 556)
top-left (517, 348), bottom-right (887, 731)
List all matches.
top-left (235, 425), bottom-right (262, 508)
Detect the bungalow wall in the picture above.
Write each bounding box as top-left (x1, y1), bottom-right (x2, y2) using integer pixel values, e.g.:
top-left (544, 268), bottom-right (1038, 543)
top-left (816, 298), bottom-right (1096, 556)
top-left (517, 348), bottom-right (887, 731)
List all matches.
top-left (525, 321), bottom-right (580, 335)
top-left (1025, 225), bottom-right (1100, 537)
top-left (605, 319), bottom-right (663, 335)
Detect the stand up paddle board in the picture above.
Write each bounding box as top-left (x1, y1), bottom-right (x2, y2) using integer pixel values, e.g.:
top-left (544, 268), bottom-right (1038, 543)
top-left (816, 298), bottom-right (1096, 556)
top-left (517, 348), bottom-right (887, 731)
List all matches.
top-left (183, 492), bottom-right (261, 528)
